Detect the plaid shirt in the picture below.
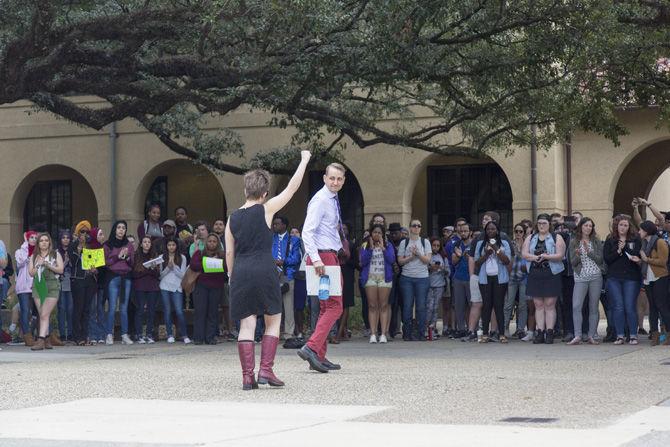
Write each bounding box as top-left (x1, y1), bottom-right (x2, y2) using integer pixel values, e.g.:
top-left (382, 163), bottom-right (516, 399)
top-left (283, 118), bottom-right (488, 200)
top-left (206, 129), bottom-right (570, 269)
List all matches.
top-left (510, 240), bottom-right (527, 283)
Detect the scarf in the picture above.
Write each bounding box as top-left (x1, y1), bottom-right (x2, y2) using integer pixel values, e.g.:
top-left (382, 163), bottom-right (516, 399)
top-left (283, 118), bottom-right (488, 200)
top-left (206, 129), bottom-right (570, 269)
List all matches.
top-left (641, 235), bottom-right (660, 278)
top-left (106, 220), bottom-right (129, 249)
top-left (87, 228), bottom-right (103, 249)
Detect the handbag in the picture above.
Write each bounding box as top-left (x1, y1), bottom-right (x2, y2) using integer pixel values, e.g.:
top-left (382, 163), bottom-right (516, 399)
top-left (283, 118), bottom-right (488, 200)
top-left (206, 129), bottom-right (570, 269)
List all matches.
top-left (181, 267), bottom-right (200, 296)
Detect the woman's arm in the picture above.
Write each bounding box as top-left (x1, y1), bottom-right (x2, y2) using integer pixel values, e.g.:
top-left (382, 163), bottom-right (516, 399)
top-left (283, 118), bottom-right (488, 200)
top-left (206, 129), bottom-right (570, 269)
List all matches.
top-left (647, 240), bottom-right (669, 267)
top-left (28, 256), bottom-right (37, 277)
top-left (224, 218), bottom-right (235, 277)
top-left (263, 151), bottom-right (311, 223)
top-left (497, 241), bottom-right (511, 265)
top-left (521, 235), bottom-right (535, 262)
top-left (359, 244), bottom-right (372, 267)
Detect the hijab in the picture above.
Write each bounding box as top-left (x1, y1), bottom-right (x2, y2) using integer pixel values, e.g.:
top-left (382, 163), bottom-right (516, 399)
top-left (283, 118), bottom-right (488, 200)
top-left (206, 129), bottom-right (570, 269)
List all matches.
top-left (87, 228), bottom-right (103, 249)
top-left (106, 220), bottom-right (129, 249)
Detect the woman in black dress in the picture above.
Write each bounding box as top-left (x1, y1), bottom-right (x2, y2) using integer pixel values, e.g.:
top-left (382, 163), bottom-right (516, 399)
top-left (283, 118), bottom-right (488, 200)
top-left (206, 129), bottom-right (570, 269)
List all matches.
top-left (225, 150), bottom-right (311, 390)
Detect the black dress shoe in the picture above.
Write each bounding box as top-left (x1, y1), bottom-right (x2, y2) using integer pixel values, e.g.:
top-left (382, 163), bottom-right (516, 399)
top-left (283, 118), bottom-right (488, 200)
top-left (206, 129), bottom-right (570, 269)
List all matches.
top-left (310, 358), bottom-right (341, 371)
top-left (297, 346), bottom-right (329, 373)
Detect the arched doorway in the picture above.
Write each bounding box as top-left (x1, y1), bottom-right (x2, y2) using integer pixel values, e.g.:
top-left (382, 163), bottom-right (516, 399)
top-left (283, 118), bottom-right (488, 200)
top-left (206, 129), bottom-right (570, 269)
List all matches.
top-left (136, 159), bottom-right (227, 226)
top-left (612, 140), bottom-right (670, 217)
top-left (10, 165), bottom-right (98, 244)
top-left (411, 155), bottom-right (514, 235)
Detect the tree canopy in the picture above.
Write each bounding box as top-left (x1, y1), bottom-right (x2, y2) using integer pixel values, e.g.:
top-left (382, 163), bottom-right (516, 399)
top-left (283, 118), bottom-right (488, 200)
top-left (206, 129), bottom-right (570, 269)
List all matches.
top-left (1, 0), bottom-right (669, 173)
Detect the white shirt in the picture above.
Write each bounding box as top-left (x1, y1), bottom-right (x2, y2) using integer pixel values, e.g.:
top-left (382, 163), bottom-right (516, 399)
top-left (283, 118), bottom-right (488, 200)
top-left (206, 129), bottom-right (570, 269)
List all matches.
top-left (302, 185), bottom-right (343, 264)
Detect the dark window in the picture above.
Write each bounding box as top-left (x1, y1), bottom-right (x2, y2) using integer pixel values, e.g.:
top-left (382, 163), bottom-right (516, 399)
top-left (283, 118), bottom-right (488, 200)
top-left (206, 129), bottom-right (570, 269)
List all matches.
top-left (145, 176), bottom-right (168, 220)
top-left (23, 180), bottom-right (72, 240)
top-left (427, 164), bottom-right (513, 236)
top-left (308, 171), bottom-right (365, 245)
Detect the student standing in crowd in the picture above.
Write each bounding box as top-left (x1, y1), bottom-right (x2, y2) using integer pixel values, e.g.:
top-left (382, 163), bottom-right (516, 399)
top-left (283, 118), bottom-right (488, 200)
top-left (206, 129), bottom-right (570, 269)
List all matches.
top-left (88, 226), bottom-right (109, 344)
top-left (427, 237), bottom-right (448, 340)
top-left (604, 214), bottom-right (642, 345)
top-left (174, 206), bottom-right (195, 243)
top-left (473, 222), bottom-right (511, 343)
top-left (138, 203), bottom-right (163, 240)
top-left (444, 218), bottom-right (467, 337)
top-left (213, 217), bottom-right (234, 339)
top-left (159, 237), bottom-right (190, 344)
top-left (523, 214), bottom-right (566, 344)
top-left (638, 220), bottom-right (670, 346)
top-left (189, 221), bottom-right (209, 257)
top-left (290, 227), bottom-right (307, 338)
top-left (70, 225), bottom-right (98, 346)
top-left (397, 219), bottom-right (432, 341)
top-left (28, 233), bottom-right (64, 350)
top-left (104, 221), bottom-right (134, 345)
top-left (334, 222), bottom-right (356, 343)
top-left (387, 223), bottom-right (404, 339)
top-left (190, 233), bottom-right (226, 345)
top-left (227, 151), bottom-right (310, 389)
top-left (271, 215), bottom-right (301, 340)
top-left (16, 231), bottom-right (38, 346)
top-left (568, 218), bottom-right (605, 345)
top-left (359, 223), bottom-right (395, 344)
top-left (504, 223), bottom-right (529, 338)
top-left (133, 236), bottom-right (160, 343)
top-left (56, 230), bottom-right (74, 343)
top-left (298, 161), bottom-right (347, 374)
top-left (449, 223), bottom-right (474, 340)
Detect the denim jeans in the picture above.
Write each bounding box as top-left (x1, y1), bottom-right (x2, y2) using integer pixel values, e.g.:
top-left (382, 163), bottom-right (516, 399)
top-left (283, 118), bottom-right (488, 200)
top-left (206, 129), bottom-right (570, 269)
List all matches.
top-left (0, 277), bottom-right (10, 306)
top-left (18, 292), bottom-right (33, 335)
top-left (160, 290), bottom-right (188, 338)
top-left (606, 277), bottom-right (639, 338)
top-left (504, 281), bottom-right (528, 333)
top-left (399, 275), bottom-right (430, 338)
top-left (57, 290), bottom-right (74, 340)
top-left (107, 275), bottom-right (132, 335)
top-left (88, 288), bottom-right (107, 340)
top-left (135, 290), bottom-right (158, 338)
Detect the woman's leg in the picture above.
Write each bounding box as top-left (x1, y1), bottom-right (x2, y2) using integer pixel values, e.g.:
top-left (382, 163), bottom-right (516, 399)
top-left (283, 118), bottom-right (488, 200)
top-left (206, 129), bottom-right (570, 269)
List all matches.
top-left (646, 284), bottom-right (660, 334)
top-left (606, 278), bottom-right (626, 338)
top-left (119, 279), bottom-right (132, 336)
top-left (38, 297), bottom-right (59, 338)
top-left (494, 281), bottom-right (507, 335)
top-left (135, 291), bottom-right (147, 338)
top-left (206, 287), bottom-right (221, 342)
top-left (415, 277), bottom-right (430, 337)
top-left (622, 280), bottom-right (640, 337)
top-left (263, 313), bottom-right (281, 337)
top-left (572, 282), bottom-right (588, 338)
top-left (106, 276), bottom-right (120, 337)
top-left (172, 292), bottom-right (188, 338)
top-left (160, 290), bottom-right (173, 338)
top-left (192, 284), bottom-right (207, 342)
top-left (651, 276), bottom-right (670, 333)
top-left (399, 276), bottom-right (414, 339)
top-left (479, 281), bottom-right (494, 335)
top-left (145, 291), bottom-right (158, 339)
top-left (544, 297), bottom-right (558, 330)
top-left (366, 286), bottom-right (380, 339)
top-left (517, 282), bottom-right (528, 332)
top-left (18, 293), bottom-right (32, 336)
top-left (453, 280), bottom-right (468, 332)
top-left (504, 282), bottom-right (519, 333)
top-left (587, 276), bottom-right (603, 338)
top-left (238, 314), bottom-right (258, 340)
top-left (57, 290), bottom-right (67, 339)
top-left (533, 297), bottom-right (546, 330)
top-left (527, 298), bottom-right (536, 331)
top-left (379, 286), bottom-right (391, 336)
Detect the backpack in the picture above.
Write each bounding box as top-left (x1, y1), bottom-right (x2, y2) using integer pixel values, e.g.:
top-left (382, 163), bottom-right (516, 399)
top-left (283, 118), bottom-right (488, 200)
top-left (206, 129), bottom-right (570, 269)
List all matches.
top-left (399, 237), bottom-right (431, 272)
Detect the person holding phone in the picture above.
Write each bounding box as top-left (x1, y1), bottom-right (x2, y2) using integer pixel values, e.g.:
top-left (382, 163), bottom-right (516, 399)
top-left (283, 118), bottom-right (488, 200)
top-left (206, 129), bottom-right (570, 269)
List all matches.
top-left (474, 222), bottom-right (511, 343)
top-left (427, 237), bottom-right (449, 340)
top-left (359, 223), bottom-right (396, 344)
top-left (603, 214), bottom-right (642, 345)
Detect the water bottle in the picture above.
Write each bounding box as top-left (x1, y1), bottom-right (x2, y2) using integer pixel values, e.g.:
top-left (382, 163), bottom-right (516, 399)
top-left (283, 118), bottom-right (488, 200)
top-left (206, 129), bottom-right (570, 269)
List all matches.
top-left (318, 275), bottom-right (330, 300)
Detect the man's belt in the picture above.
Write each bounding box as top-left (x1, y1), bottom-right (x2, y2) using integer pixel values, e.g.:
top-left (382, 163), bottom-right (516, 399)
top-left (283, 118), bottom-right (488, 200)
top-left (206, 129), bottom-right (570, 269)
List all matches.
top-left (318, 249), bottom-right (337, 253)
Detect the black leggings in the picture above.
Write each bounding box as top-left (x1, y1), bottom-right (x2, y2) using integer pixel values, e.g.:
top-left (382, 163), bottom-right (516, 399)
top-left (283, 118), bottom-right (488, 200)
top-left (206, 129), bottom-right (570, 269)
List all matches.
top-left (71, 276), bottom-right (96, 343)
top-left (193, 282), bottom-right (222, 343)
top-left (479, 276), bottom-right (508, 336)
top-left (645, 276), bottom-right (670, 333)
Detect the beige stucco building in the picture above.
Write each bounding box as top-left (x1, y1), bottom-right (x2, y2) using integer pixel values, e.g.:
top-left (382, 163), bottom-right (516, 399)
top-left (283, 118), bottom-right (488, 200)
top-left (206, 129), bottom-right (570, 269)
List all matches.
top-left (1, 97), bottom-right (669, 251)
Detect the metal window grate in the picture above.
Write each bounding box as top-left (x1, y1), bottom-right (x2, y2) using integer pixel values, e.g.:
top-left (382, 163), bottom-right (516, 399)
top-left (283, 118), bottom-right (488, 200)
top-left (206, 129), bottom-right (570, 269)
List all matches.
top-left (145, 176), bottom-right (168, 220)
top-left (23, 180), bottom-right (72, 240)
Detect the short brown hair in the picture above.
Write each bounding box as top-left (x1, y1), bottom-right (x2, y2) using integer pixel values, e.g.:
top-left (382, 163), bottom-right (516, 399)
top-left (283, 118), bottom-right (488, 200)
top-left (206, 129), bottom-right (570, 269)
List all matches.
top-left (244, 169), bottom-right (271, 200)
top-left (325, 163), bottom-right (346, 175)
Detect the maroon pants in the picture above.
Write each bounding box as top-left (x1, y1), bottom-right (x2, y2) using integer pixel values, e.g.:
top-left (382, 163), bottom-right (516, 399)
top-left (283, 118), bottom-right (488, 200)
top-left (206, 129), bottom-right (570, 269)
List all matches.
top-left (306, 251), bottom-right (343, 361)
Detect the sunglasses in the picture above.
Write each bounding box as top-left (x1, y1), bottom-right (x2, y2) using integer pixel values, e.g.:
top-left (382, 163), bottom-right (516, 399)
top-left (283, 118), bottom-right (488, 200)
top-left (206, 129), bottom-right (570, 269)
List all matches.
top-left (411, 224), bottom-right (422, 228)
top-left (514, 229), bottom-right (524, 233)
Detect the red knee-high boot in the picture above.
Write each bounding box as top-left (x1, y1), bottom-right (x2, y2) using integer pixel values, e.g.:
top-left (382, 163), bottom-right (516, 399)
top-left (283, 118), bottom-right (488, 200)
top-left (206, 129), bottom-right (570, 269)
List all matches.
top-left (237, 340), bottom-right (258, 390)
top-left (258, 335), bottom-right (285, 387)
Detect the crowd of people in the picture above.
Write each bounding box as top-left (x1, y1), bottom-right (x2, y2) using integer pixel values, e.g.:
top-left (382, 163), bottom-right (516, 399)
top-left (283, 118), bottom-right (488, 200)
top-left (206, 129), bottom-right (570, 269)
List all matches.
top-left (1, 195), bottom-right (670, 353)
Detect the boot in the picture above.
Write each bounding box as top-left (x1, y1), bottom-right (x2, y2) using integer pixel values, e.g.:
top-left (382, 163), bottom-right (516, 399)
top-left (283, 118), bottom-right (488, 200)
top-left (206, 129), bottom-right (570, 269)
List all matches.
top-left (24, 333), bottom-right (35, 347)
top-left (49, 333), bottom-right (64, 347)
top-left (663, 332), bottom-right (670, 346)
top-left (545, 329), bottom-right (555, 345)
top-left (31, 336), bottom-right (46, 351)
top-left (258, 335), bottom-right (285, 387)
top-left (533, 330), bottom-right (545, 344)
top-left (44, 334), bottom-right (53, 349)
top-left (651, 331), bottom-right (660, 346)
top-left (237, 340), bottom-right (258, 391)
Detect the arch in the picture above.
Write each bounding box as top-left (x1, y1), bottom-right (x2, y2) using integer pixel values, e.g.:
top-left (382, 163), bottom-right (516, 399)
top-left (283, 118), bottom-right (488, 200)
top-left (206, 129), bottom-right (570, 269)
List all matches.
top-left (9, 164), bottom-right (99, 246)
top-left (408, 153), bottom-right (514, 235)
top-left (611, 139), bottom-right (670, 216)
top-left (134, 159), bottom-right (227, 228)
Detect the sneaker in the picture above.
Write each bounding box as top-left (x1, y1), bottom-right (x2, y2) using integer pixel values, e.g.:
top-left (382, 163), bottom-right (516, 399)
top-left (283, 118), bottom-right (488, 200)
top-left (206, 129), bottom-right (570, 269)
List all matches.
top-left (105, 334), bottom-right (114, 345)
top-left (183, 337), bottom-right (192, 344)
top-left (137, 337), bottom-right (146, 344)
top-left (521, 332), bottom-right (534, 342)
top-left (369, 334), bottom-right (377, 344)
top-left (638, 328), bottom-right (648, 336)
top-left (629, 337), bottom-right (639, 345)
top-left (462, 332), bottom-right (477, 342)
top-left (90, 340), bottom-right (97, 346)
top-left (97, 339), bottom-right (105, 345)
top-left (146, 337), bottom-right (155, 344)
top-left (167, 336), bottom-right (175, 344)
top-left (379, 334), bottom-right (388, 343)
top-left (121, 334), bottom-right (134, 345)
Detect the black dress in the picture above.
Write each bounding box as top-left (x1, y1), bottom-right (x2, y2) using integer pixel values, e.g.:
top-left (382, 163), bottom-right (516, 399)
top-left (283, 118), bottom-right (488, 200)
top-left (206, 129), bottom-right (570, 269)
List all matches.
top-left (229, 204), bottom-right (282, 320)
